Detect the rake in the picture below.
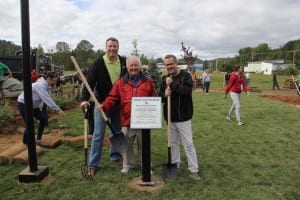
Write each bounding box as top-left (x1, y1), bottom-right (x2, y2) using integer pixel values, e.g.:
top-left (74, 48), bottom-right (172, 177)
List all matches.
top-left (81, 108), bottom-right (94, 183)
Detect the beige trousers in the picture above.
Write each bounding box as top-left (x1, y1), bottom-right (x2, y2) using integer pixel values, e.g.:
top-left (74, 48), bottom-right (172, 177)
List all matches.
top-left (121, 127), bottom-right (142, 169)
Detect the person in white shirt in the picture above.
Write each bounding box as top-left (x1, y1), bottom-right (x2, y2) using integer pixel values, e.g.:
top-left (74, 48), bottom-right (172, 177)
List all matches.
top-left (17, 71), bottom-right (64, 146)
top-left (202, 69), bottom-right (211, 94)
top-left (245, 72), bottom-right (250, 86)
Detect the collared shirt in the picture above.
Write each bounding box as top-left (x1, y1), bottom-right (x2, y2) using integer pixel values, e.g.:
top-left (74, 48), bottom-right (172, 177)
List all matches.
top-left (129, 75), bottom-right (140, 87)
top-left (202, 72), bottom-right (211, 82)
top-left (17, 77), bottom-right (59, 111)
top-left (103, 54), bottom-right (121, 84)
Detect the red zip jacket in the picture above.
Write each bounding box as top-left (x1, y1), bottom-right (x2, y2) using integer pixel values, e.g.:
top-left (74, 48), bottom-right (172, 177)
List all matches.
top-left (224, 73), bottom-right (248, 94)
top-left (102, 72), bottom-right (156, 127)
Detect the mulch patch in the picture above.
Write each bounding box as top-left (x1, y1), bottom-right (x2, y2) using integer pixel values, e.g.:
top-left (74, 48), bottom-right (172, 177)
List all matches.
top-left (260, 95), bottom-right (300, 106)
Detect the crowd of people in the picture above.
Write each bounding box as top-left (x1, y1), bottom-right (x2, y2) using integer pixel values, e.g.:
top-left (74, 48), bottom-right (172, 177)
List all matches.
top-left (16, 36), bottom-right (300, 183)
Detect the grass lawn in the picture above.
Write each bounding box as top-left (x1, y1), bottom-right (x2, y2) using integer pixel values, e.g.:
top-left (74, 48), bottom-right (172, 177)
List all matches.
top-left (0, 73), bottom-right (299, 199)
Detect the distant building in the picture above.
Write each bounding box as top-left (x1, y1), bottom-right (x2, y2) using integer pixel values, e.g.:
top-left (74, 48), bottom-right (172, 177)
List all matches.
top-left (244, 60), bottom-right (289, 75)
top-left (192, 64), bottom-right (203, 72)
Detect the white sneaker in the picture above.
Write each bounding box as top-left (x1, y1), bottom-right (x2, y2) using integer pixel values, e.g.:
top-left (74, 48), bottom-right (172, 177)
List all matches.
top-left (121, 167), bottom-right (129, 174)
top-left (121, 167), bottom-right (133, 174)
top-left (226, 116), bottom-right (231, 120)
top-left (238, 121), bottom-right (245, 126)
top-left (189, 173), bottom-right (201, 181)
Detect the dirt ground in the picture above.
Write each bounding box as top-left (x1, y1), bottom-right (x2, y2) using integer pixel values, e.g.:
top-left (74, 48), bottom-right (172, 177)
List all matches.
top-left (0, 100), bottom-right (79, 153)
top-left (1, 88), bottom-right (299, 154)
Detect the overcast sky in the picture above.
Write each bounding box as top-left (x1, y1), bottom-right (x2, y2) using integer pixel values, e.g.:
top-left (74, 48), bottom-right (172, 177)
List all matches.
top-left (1, 0), bottom-right (300, 60)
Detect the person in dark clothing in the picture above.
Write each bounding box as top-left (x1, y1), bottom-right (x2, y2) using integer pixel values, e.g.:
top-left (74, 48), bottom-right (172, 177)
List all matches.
top-left (159, 54), bottom-right (201, 181)
top-left (272, 70), bottom-right (280, 90)
top-left (80, 37), bottom-right (127, 176)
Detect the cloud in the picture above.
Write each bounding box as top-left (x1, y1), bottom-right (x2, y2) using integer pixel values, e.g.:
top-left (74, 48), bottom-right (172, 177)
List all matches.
top-left (1, 0), bottom-right (300, 60)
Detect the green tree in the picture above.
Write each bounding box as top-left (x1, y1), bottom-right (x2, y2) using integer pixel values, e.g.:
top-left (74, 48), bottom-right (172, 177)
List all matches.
top-left (95, 49), bottom-right (105, 57)
top-left (238, 46), bottom-right (252, 64)
top-left (203, 60), bottom-right (209, 69)
top-left (155, 57), bottom-right (163, 64)
top-left (73, 40), bottom-right (95, 67)
top-left (36, 43), bottom-right (44, 54)
top-left (0, 39), bottom-right (21, 55)
top-left (140, 54), bottom-right (148, 65)
top-left (56, 41), bottom-right (71, 53)
top-left (131, 39), bottom-right (140, 56)
top-left (147, 59), bottom-right (161, 93)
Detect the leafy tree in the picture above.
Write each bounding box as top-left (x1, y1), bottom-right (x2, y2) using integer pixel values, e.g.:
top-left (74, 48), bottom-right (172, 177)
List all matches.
top-left (140, 54), bottom-right (148, 65)
top-left (282, 40), bottom-right (296, 51)
top-left (203, 60), bottom-right (209, 69)
top-left (50, 41), bottom-right (72, 70)
top-left (37, 43), bottom-right (44, 54)
top-left (238, 46), bottom-right (252, 64)
top-left (130, 39), bottom-right (148, 65)
top-left (131, 39), bottom-right (140, 56)
top-left (75, 40), bottom-right (94, 51)
top-left (73, 40), bottom-right (95, 67)
top-left (52, 51), bottom-right (72, 70)
top-left (56, 41), bottom-right (71, 53)
top-left (147, 59), bottom-right (161, 93)
top-left (95, 49), bottom-right (105, 57)
top-left (0, 39), bottom-right (21, 55)
top-left (155, 57), bottom-right (163, 64)
top-left (181, 42), bottom-right (197, 71)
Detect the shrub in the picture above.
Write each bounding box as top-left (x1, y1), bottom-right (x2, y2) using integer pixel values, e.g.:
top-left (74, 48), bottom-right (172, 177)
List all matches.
top-left (277, 65), bottom-right (296, 75)
top-left (0, 101), bottom-right (13, 128)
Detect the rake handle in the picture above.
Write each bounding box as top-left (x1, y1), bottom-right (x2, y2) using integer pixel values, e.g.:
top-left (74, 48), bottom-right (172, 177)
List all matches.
top-left (84, 117), bottom-right (88, 148)
top-left (71, 56), bottom-right (109, 122)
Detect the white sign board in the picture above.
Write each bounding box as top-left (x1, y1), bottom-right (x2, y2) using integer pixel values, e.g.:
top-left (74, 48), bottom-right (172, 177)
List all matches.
top-left (130, 97), bottom-right (162, 129)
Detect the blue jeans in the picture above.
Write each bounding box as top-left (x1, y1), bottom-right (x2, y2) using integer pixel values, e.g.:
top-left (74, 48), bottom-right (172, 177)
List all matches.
top-left (17, 102), bottom-right (47, 144)
top-left (88, 104), bottom-right (121, 169)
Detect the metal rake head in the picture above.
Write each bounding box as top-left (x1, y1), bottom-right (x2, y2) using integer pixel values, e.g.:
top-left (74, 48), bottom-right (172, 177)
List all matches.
top-left (81, 165), bottom-right (95, 183)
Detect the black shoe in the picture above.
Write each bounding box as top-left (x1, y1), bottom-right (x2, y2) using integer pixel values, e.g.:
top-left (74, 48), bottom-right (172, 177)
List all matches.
top-left (110, 158), bottom-right (121, 162)
top-left (110, 152), bottom-right (122, 162)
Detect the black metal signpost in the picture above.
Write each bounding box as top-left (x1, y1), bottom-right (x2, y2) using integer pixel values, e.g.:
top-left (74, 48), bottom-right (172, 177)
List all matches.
top-left (18, 0), bottom-right (49, 183)
top-left (141, 129), bottom-right (151, 183)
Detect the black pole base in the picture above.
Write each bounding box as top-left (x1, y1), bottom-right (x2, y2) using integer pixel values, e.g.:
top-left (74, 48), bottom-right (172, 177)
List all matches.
top-left (138, 180), bottom-right (156, 186)
top-left (18, 165), bottom-right (49, 183)
top-left (128, 176), bottom-right (165, 192)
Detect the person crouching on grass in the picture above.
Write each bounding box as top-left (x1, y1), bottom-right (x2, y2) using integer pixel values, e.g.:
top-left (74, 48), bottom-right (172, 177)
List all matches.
top-left (97, 56), bottom-right (157, 174)
top-left (224, 64), bottom-right (249, 126)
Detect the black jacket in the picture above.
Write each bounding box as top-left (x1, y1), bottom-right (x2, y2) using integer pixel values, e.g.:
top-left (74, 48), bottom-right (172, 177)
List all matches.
top-left (159, 70), bottom-right (194, 122)
top-left (81, 55), bottom-right (127, 102)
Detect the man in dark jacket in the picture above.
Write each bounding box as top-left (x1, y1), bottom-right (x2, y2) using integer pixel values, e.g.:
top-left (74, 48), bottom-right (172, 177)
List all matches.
top-left (80, 37), bottom-right (127, 176)
top-left (159, 54), bottom-right (200, 181)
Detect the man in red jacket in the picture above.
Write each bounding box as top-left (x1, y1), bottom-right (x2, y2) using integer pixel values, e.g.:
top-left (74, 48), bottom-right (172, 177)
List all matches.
top-left (98, 56), bottom-right (156, 173)
top-left (224, 65), bottom-right (249, 126)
